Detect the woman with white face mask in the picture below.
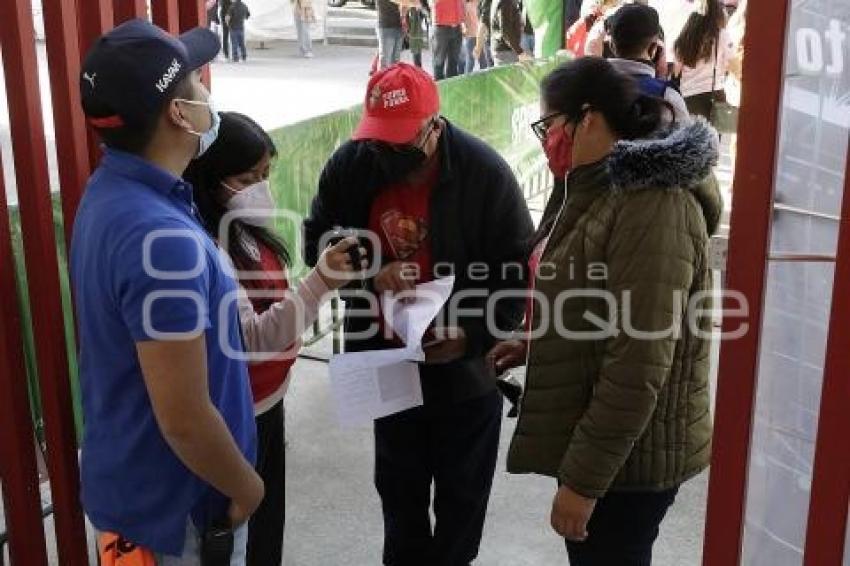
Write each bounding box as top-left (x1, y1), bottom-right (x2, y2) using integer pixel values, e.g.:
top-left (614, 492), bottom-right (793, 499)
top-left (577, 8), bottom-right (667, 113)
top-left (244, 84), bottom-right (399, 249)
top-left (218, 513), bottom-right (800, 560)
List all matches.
top-left (184, 111), bottom-right (365, 566)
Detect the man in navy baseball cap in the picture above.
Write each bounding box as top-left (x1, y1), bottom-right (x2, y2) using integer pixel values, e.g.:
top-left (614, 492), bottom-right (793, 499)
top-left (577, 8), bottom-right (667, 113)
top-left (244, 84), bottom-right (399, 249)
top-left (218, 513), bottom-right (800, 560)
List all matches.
top-left (72, 18), bottom-right (262, 562)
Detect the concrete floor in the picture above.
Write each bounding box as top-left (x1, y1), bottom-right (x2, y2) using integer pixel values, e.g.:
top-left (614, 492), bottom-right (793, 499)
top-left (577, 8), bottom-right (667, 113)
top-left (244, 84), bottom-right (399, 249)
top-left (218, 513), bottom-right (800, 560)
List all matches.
top-left (282, 348), bottom-right (709, 566)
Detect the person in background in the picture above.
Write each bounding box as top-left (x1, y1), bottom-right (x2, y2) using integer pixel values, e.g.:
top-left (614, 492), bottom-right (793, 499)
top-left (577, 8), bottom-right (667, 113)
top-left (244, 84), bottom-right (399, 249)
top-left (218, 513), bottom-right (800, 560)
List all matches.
top-left (582, 0), bottom-right (623, 57)
top-left (490, 0), bottom-right (531, 65)
top-left (585, 0), bottom-right (668, 77)
top-left (608, 4), bottom-right (690, 124)
top-left (460, 0), bottom-right (481, 73)
top-left (497, 56), bottom-right (719, 565)
top-left (207, 0), bottom-right (221, 35)
top-left (220, 0), bottom-right (233, 59)
top-left (227, 0), bottom-right (251, 63)
top-left (74, 19), bottom-right (261, 564)
top-left (185, 112), bottom-right (362, 566)
top-left (520, 2), bottom-right (535, 56)
top-left (724, 0), bottom-right (745, 173)
top-left (304, 63), bottom-right (534, 566)
top-left (432, 0), bottom-right (465, 79)
top-left (292, 0), bottom-right (317, 58)
top-left (565, 0), bottom-right (584, 28)
top-left (673, 0), bottom-right (733, 120)
top-left (403, 0), bottom-right (428, 68)
top-left (473, 0), bottom-right (495, 69)
top-left (377, 0), bottom-right (405, 69)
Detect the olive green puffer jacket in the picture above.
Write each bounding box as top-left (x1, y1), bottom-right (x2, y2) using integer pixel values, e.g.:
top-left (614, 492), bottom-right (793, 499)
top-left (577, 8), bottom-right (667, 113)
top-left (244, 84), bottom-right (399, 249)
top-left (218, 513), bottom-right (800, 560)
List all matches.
top-left (506, 120), bottom-right (722, 498)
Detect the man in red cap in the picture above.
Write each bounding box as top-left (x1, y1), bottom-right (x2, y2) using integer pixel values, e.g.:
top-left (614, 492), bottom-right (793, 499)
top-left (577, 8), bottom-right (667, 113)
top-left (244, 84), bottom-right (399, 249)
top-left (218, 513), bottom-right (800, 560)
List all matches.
top-left (304, 63), bottom-right (534, 565)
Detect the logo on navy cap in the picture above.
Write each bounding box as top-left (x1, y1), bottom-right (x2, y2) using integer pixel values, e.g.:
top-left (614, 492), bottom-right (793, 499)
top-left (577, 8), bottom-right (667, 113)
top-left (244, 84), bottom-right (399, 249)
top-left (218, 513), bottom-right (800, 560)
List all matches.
top-left (156, 59), bottom-right (182, 93)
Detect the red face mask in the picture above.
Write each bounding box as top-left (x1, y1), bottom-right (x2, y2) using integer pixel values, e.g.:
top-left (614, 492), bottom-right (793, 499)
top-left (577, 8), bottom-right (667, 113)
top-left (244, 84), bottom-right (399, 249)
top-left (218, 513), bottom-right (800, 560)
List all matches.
top-left (543, 122), bottom-right (574, 179)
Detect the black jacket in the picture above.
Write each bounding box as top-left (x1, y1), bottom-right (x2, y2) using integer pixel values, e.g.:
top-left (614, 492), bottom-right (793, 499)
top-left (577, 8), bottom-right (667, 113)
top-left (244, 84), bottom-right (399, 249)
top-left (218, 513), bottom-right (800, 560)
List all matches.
top-left (227, 2), bottom-right (250, 30)
top-left (304, 120), bottom-right (534, 404)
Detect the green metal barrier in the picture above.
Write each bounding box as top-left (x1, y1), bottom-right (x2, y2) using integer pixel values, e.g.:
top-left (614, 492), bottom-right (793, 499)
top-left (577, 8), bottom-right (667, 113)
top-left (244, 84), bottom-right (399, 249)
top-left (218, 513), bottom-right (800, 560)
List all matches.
top-left (12, 58), bottom-right (565, 445)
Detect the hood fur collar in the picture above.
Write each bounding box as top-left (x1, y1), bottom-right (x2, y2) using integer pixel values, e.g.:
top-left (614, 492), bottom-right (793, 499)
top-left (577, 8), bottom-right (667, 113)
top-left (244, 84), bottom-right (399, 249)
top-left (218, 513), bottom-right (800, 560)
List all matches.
top-left (607, 119), bottom-right (719, 191)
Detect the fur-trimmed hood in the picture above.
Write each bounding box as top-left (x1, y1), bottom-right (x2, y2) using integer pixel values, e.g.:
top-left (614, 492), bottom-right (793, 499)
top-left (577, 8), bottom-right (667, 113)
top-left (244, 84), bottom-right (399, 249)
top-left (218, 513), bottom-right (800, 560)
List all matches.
top-left (607, 118), bottom-right (723, 235)
top-left (608, 118), bottom-right (719, 190)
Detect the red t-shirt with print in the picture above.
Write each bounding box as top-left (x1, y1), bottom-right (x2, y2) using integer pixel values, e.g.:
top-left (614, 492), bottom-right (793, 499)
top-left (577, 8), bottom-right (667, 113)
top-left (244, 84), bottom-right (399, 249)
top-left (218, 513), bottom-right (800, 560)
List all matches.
top-left (368, 161), bottom-right (439, 344)
top-left (368, 162), bottom-right (438, 282)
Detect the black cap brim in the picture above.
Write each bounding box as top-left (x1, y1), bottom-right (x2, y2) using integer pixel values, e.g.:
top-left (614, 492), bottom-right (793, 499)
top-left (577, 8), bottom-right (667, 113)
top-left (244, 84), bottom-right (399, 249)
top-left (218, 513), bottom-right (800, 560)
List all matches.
top-left (179, 27), bottom-right (221, 70)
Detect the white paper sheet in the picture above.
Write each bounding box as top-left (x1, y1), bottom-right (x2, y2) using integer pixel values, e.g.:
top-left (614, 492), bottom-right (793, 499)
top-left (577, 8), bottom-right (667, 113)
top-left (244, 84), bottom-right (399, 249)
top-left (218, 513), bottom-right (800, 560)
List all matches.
top-left (380, 276), bottom-right (456, 358)
top-left (329, 349), bottom-right (423, 427)
top-left (328, 277), bottom-right (455, 427)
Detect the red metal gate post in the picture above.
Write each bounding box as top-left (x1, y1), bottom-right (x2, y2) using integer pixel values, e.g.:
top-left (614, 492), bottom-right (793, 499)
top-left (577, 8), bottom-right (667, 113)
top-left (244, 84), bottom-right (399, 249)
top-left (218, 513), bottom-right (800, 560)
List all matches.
top-left (802, 140), bottom-right (850, 566)
top-left (701, 0), bottom-right (791, 564)
top-left (151, 0), bottom-right (181, 35)
top-left (0, 0), bottom-right (89, 564)
top-left (0, 157), bottom-right (49, 566)
top-left (41, 0), bottom-right (91, 248)
top-left (76, 0), bottom-right (114, 170)
top-left (112, 0), bottom-right (148, 24)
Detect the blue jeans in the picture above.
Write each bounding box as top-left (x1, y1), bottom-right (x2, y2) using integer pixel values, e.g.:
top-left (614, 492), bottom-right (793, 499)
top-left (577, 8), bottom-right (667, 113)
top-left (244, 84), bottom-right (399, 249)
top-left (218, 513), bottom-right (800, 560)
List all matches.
top-left (294, 12), bottom-right (313, 55)
top-left (461, 37), bottom-right (492, 73)
top-left (230, 28), bottom-right (247, 61)
top-left (378, 27), bottom-right (404, 69)
top-left (521, 32), bottom-right (535, 56)
top-left (156, 522), bottom-right (248, 565)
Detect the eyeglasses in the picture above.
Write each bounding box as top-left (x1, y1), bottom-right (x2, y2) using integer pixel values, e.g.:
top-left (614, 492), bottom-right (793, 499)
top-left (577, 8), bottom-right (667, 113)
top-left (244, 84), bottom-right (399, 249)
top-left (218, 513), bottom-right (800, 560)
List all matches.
top-left (368, 118), bottom-right (438, 154)
top-left (530, 112), bottom-right (566, 141)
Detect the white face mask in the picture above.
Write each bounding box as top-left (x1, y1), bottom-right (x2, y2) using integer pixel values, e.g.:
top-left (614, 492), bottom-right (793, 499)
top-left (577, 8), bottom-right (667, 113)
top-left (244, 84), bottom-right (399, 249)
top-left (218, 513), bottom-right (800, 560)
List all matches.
top-left (223, 180), bottom-right (277, 228)
top-left (176, 97), bottom-right (221, 158)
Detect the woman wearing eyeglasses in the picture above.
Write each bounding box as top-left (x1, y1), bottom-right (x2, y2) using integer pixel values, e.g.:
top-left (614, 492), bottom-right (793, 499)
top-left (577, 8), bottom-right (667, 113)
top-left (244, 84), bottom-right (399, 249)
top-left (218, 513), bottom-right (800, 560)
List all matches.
top-left (488, 57), bottom-right (722, 565)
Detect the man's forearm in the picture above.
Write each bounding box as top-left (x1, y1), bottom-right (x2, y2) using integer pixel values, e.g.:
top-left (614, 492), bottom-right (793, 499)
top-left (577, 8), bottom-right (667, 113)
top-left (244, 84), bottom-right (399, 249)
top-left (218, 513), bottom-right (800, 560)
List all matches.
top-left (161, 402), bottom-right (260, 508)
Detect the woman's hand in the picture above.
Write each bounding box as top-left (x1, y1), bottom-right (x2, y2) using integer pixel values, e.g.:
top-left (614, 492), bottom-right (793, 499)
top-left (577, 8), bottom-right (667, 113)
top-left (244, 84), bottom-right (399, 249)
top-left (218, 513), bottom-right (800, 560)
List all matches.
top-left (486, 339), bottom-right (527, 374)
top-left (550, 485), bottom-right (597, 542)
top-left (317, 237), bottom-right (368, 290)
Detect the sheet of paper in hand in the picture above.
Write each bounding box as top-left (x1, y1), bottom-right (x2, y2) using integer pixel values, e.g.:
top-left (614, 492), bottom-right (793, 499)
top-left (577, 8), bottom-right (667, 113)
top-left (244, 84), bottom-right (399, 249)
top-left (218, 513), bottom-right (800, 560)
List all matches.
top-left (380, 276), bottom-right (456, 358)
top-left (328, 276), bottom-right (455, 427)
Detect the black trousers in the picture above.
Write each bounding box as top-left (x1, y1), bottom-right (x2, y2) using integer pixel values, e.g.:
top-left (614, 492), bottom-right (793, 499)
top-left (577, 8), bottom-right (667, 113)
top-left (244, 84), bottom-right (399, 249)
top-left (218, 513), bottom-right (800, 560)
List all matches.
top-left (247, 401), bottom-right (286, 566)
top-left (375, 390), bottom-right (503, 566)
top-left (432, 25), bottom-right (463, 80)
top-left (564, 488), bottom-right (679, 566)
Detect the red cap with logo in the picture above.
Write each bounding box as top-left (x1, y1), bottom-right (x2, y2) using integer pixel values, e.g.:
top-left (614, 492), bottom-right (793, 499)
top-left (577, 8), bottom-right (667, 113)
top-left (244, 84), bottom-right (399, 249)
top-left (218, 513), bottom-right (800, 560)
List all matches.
top-left (352, 62), bottom-right (440, 145)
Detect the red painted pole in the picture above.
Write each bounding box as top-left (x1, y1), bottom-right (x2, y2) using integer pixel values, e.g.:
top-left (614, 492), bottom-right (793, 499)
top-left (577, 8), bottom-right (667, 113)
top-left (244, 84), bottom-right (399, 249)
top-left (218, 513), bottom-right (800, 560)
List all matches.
top-left (41, 0), bottom-right (91, 249)
top-left (112, 0), bottom-right (148, 24)
top-left (0, 156), bottom-right (49, 566)
top-left (0, 0), bottom-right (88, 564)
top-left (802, 140), bottom-right (850, 566)
top-left (151, 0), bottom-right (181, 34)
top-left (179, 0), bottom-right (211, 86)
top-left (76, 0), bottom-right (114, 171)
top-left (701, 0), bottom-right (791, 564)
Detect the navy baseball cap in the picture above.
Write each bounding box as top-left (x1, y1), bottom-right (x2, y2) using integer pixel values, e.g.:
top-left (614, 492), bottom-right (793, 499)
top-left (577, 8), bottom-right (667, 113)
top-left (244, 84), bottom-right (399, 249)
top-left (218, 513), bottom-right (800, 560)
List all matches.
top-left (80, 18), bottom-right (220, 129)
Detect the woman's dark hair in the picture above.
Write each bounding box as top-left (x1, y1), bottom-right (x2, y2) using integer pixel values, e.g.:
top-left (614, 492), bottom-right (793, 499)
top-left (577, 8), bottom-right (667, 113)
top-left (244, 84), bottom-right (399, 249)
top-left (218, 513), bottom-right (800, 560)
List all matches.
top-left (531, 57), bottom-right (670, 250)
top-left (541, 56), bottom-right (668, 142)
top-left (674, 0), bottom-right (727, 68)
top-left (184, 111), bottom-right (291, 271)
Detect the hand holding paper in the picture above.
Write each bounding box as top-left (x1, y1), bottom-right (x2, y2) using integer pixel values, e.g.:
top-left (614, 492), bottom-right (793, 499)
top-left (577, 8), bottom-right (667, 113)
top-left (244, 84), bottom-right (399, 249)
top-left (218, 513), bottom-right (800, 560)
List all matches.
top-left (327, 276), bottom-right (456, 427)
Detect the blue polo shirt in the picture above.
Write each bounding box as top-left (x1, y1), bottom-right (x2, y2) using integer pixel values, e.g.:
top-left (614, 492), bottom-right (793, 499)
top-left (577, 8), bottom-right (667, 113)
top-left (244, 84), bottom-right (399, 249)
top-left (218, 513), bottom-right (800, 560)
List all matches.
top-left (70, 148), bottom-right (257, 556)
